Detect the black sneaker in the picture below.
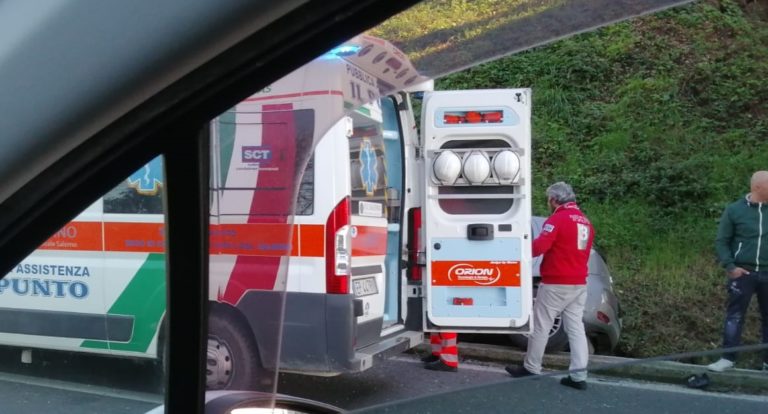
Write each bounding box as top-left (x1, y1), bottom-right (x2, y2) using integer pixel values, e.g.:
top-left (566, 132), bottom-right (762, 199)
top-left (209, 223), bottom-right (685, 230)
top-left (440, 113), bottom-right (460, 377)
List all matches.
top-left (424, 359), bottom-right (458, 372)
top-left (505, 365), bottom-right (536, 378)
top-left (421, 354), bottom-right (439, 364)
top-left (560, 376), bottom-right (587, 390)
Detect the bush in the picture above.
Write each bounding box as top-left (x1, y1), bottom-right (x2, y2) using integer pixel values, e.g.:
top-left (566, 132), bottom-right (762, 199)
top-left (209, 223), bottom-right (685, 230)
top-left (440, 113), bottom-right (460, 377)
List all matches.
top-left (435, 0), bottom-right (768, 358)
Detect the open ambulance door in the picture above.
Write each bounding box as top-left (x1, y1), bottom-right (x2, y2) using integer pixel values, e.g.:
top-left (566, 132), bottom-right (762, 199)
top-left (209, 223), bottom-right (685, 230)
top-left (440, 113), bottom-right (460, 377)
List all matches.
top-left (421, 90), bottom-right (532, 334)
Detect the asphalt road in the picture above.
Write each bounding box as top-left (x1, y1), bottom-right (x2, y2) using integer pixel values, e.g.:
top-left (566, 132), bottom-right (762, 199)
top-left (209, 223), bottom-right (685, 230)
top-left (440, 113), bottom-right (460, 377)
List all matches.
top-left (279, 354), bottom-right (768, 413)
top-left (0, 347), bottom-right (765, 414)
top-left (0, 373), bottom-right (161, 413)
top-left (0, 348), bottom-right (162, 414)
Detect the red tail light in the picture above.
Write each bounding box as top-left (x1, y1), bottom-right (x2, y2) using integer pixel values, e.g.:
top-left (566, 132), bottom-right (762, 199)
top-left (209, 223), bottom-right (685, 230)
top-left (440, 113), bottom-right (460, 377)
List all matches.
top-left (596, 311), bottom-right (610, 324)
top-left (482, 111), bottom-right (503, 123)
top-left (406, 208), bottom-right (423, 281)
top-left (326, 197), bottom-right (351, 294)
top-left (443, 114), bottom-right (463, 124)
top-left (464, 111), bottom-right (482, 123)
top-left (443, 110), bottom-right (504, 124)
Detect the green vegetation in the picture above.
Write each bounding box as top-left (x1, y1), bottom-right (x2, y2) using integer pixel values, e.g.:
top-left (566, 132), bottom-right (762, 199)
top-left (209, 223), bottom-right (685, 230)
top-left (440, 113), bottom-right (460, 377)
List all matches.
top-left (370, 0), bottom-right (563, 66)
top-left (386, 0), bottom-right (768, 360)
top-left (442, 0), bottom-right (767, 360)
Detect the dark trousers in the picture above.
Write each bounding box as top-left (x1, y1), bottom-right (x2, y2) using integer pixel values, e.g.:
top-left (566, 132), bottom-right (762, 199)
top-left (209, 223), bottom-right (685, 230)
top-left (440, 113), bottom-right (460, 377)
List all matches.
top-left (722, 270), bottom-right (768, 362)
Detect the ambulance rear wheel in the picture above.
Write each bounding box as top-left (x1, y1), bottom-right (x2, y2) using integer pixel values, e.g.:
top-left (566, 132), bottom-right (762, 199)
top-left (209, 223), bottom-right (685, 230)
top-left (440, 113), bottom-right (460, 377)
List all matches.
top-left (207, 310), bottom-right (262, 390)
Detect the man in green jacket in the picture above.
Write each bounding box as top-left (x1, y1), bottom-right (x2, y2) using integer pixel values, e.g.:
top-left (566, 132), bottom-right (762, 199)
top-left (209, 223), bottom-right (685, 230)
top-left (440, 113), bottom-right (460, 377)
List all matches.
top-left (709, 171), bottom-right (768, 372)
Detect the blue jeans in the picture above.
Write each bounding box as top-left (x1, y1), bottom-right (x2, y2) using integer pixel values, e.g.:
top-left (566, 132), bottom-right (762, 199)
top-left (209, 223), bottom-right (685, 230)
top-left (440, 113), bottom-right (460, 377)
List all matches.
top-left (722, 270), bottom-right (768, 362)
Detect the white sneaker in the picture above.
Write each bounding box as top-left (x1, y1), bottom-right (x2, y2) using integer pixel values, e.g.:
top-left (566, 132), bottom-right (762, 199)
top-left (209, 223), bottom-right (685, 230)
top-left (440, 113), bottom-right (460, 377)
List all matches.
top-left (762, 363), bottom-right (768, 372)
top-left (707, 358), bottom-right (734, 372)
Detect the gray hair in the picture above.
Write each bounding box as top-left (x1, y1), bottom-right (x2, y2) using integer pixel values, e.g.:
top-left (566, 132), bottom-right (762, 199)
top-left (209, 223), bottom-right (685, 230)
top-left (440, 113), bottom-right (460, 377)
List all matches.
top-left (546, 181), bottom-right (576, 204)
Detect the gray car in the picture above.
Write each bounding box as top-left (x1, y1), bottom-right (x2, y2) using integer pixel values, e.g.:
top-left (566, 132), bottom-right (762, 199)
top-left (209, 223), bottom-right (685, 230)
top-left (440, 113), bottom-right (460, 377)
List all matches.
top-left (509, 217), bottom-right (621, 353)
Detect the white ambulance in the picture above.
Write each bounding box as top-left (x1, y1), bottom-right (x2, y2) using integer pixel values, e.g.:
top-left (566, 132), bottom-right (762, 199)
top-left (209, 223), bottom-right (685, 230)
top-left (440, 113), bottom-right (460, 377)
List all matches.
top-left (0, 35), bottom-right (533, 390)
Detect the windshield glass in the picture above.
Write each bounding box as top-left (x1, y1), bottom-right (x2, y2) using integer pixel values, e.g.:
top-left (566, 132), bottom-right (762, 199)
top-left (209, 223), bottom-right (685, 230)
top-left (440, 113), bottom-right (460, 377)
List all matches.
top-left (370, 0), bottom-right (693, 79)
top-left (0, 158), bottom-right (168, 412)
top-left (274, 0), bottom-right (768, 411)
top-left (2, 0), bottom-right (768, 412)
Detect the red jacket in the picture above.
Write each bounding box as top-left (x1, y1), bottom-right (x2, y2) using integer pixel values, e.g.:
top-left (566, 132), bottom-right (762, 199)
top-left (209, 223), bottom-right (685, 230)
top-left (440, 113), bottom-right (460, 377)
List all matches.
top-left (533, 202), bottom-right (594, 285)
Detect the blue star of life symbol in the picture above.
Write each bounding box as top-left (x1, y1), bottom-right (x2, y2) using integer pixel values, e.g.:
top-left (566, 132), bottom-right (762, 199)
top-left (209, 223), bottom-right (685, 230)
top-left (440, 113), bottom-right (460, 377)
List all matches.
top-left (126, 157), bottom-right (164, 195)
top-left (359, 140), bottom-right (378, 196)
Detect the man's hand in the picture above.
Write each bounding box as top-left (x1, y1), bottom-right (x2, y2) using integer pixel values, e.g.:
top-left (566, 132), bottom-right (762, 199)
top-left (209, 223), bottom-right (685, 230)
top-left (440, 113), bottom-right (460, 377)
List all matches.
top-left (728, 267), bottom-right (749, 279)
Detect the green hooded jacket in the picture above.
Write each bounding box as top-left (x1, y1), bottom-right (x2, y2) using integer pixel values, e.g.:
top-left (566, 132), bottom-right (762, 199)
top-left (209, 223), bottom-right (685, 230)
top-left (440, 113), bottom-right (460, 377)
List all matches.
top-left (715, 194), bottom-right (768, 272)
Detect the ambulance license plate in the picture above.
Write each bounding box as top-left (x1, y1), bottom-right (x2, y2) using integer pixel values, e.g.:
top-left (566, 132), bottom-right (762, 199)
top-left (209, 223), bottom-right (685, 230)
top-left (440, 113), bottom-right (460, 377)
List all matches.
top-left (353, 277), bottom-right (378, 297)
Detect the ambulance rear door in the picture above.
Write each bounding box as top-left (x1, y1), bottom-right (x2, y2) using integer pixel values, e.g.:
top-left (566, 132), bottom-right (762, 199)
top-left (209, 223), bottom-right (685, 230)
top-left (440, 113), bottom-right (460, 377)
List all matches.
top-left (348, 101), bottom-right (389, 344)
top-left (421, 89), bottom-right (532, 334)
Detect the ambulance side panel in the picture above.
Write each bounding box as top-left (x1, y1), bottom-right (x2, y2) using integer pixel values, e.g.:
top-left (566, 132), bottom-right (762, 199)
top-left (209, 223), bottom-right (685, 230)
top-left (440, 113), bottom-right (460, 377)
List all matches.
top-left (0, 201), bottom-right (109, 354)
top-left (267, 120), bottom-right (365, 373)
top-left (99, 176), bottom-right (166, 359)
top-left (0, 165), bottom-right (168, 360)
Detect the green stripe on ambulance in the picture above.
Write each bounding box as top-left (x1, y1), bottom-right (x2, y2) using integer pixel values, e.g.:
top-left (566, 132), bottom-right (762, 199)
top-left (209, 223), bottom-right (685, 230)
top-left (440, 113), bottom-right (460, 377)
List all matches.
top-left (81, 253), bottom-right (166, 353)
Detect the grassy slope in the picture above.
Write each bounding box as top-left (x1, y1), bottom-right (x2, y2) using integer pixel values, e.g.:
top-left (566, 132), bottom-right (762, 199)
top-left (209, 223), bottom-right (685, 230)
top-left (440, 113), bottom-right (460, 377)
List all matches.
top-left (384, 0), bottom-right (768, 359)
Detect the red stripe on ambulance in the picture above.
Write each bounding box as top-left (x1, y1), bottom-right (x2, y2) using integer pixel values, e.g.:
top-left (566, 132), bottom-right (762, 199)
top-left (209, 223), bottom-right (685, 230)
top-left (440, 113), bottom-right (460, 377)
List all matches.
top-left (104, 222), bottom-right (165, 253)
top-left (222, 103), bottom-right (298, 303)
top-left (243, 90), bottom-right (344, 102)
top-left (38, 221), bottom-right (102, 251)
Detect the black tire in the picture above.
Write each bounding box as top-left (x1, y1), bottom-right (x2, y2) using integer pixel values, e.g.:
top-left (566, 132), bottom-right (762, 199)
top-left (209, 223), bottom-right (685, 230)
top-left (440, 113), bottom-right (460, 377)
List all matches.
top-left (207, 309), bottom-right (262, 390)
top-left (508, 315), bottom-right (569, 353)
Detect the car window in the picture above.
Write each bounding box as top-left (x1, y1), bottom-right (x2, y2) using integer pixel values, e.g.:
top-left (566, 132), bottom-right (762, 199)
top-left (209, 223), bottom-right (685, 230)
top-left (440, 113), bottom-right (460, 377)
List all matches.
top-left (283, 1), bottom-right (767, 412)
top-left (5, 0), bottom-right (768, 413)
top-left (103, 157), bottom-right (165, 215)
top-left (0, 159), bottom-right (168, 413)
top-left (351, 1), bottom-right (767, 412)
top-left (348, 102), bottom-right (390, 219)
top-left (295, 157), bottom-right (315, 216)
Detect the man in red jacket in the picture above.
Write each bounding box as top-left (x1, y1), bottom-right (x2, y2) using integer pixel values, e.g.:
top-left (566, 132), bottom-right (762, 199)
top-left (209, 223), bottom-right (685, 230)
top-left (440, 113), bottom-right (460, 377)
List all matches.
top-left (506, 182), bottom-right (594, 390)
